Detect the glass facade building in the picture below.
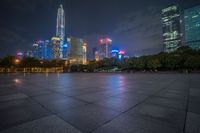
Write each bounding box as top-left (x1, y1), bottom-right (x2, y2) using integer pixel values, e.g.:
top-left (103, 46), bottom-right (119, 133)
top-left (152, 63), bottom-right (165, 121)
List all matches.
top-left (161, 5), bottom-right (183, 52)
top-left (45, 40), bottom-right (52, 60)
top-left (184, 5), bottom-right (200, 49)
top-left (67, 37), bottom-right (87, 64)
top-left (51, 37), bottom-right (61, 59)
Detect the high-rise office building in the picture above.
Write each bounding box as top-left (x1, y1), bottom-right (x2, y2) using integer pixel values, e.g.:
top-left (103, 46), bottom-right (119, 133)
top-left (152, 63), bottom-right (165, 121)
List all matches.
top-left (32, 41), bottom-right (46, 59)
top-left (24, 51), bottom-right (33, 58)
top-left (184, 5), bottom-right (200, 49)
top-left (92, 47), bottom-right (100, 61)
top-left (45, 40), bottom-right (52, 59)
top-left (99, 37), bottom-right (112, 59)
top-left (16, 51), bottom-right (23, 59)
top-left (92, 47), bottom-right (98, 60)
top-left (51, 37), bottom-right (61, 59)
top-left (161, 5), bottom-right (183, 52)
top-left (32, 40), bottom-right (51, 60)
top-left (32, 43), bottom-right (39, 59)
top-left (37, 40), bottom-right (45, 59)
top-left (56, 4), bottom-right (65, 58)
top-left (82, 43), bottom-right (87, 65)
top-left (67, 37), bottom-right (87, 64)
top-left (95, 51), bottom-right (100, 61)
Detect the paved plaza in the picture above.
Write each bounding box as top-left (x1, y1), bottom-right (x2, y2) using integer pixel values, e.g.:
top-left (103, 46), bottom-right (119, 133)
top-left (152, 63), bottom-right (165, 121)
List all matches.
top-left (0, 73), bottom-right (199, 133)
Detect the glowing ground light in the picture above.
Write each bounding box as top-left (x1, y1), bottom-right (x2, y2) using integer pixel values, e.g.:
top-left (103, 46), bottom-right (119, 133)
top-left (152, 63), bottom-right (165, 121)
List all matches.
top-left (14, 79), bottom-right (20, 83)
top-left (14, 79), bottom-right (21, 86)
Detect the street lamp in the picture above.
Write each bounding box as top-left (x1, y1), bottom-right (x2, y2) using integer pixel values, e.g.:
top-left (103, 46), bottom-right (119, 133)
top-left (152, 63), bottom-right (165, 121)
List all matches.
top-left (15, 59), bottom-right (20, 65)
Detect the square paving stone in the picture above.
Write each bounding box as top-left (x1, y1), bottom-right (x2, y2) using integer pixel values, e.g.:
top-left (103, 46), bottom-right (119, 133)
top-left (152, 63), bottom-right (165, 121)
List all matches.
top-left (185, 112), bottom-right (200, 133)
top-left (0, 93), bottom-right (28, 102)
top-left (95, 96), bottom-right (141, 112)
top-left (0, 88), bottom-right (19, 96)
top-left (154, 91), bottom-right (188, 100)
top-left (0, 99), bottom-right (51, 131)
top-left (93, 114), bottom-right (180, 133)
top-left (0, 115), bottom-right (82, 133)
top-left (0, 99), bottom-right (33, 111)
top-left (54, 89), bottom-right (89, 97)
top-left (32, 94), bottom-right (87, 113)
top-left (58, 104), bottom-right (120, 132)
top-left (144, 96), bottom-right (187, 110)
top-left (74, 93), bottom-right (116, 103)
top-left (20, 89), bottom-right (53, 97)
top-left (113, 92), bottom-right (149, 102)
top-left (188, 101), bottom-right (200, 115)
top-left (125, 103), bottom-right (186, 130)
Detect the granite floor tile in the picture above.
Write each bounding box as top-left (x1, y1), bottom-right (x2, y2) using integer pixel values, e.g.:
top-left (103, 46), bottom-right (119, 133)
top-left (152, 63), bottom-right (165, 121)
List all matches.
top-left (58, 104), bottom-right (120, 132)
top-left (185, 112), bottom-right (200, 133)
top-left (93, 114), bottom-right (180, 133)
top-left (0, 115), bottom-right (82, 133)
top-left (125, 103), bottom-right (186, 130)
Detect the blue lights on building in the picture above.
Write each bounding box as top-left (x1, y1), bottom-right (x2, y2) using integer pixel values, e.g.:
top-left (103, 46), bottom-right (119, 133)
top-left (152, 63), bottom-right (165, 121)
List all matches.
top-left (111, 50), bottom-right (119, 53)
top-left (62, 43), bottom-right (68, 58)
top-left (111, 48), bottom-right (125, 60)
top-left (32, 40), bottom-right (52, 60)
top-left (118, 54), bottom-right (122, 60)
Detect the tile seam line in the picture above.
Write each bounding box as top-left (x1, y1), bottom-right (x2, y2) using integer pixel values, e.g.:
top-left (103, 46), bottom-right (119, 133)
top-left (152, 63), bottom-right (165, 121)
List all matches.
top-left (183, 75), bottom-right (191, 133)
top-left (90, 79), bottom-right (178, 133)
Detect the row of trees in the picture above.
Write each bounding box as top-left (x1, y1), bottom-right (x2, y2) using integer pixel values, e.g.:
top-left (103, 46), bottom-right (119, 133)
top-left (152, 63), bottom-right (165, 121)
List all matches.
top-left (70, 46), bottom-right (200, 72)
top-left (0, 46), bottom-right (200, 72)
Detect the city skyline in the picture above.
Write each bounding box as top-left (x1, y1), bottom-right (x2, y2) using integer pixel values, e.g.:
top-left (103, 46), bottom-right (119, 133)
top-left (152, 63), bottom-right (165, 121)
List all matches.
top-left (0, 0), bottom-right (200, 58)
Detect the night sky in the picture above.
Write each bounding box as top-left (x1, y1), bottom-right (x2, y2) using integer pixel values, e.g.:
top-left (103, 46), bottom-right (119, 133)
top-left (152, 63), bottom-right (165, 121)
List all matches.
top-left (0, 0), bottom-right (200, 58)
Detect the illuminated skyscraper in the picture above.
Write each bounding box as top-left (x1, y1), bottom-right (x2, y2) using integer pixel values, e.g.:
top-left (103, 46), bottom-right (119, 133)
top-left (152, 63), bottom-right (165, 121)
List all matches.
top-left (161, 5), bottom-right (183, 52)
top-left (67, 37), bottom-right (87, 65)
top-left (45, 40), bottom-right (52, 59)
top-left (56, 4), bottom-right (65, 58)
top-left (184, 5), bottom-right (200, 49)
top-left (99, 37), bottom-right (112, 59)
top-left (51, 37), bottom-right (61, 59)
top-left (32, 41), bottom-right (46, 59)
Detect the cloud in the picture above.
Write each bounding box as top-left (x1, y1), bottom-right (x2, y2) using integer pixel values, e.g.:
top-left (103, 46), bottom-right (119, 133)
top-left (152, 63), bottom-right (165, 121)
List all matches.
top-left (0, 27), bottom-right (31, 56)
top-left (84, 6), bottom-right (163, 58)
top-left (111, 6), bottom-right (163, 56)
top-left (2, 0), bottom-right (37, 13)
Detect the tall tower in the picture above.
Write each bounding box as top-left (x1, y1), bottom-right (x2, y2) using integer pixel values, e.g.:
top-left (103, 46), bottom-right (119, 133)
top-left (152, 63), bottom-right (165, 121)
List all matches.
top-left (56, 4), bottom-right (65, 58)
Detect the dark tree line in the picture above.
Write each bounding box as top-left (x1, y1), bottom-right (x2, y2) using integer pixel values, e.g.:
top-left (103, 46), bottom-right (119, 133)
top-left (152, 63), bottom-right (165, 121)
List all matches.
top-left (69, 46), bottom-right (200, 72)
top-left (0, 46), bottom-right (200, 72)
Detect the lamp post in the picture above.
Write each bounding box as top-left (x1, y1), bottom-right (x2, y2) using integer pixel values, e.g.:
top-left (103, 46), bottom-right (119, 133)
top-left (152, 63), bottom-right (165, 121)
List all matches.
top-left (15, 59), bottom-right (20, 65)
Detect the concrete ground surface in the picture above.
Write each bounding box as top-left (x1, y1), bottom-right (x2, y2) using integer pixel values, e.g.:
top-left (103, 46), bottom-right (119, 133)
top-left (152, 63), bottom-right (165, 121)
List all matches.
top-left (0, 73), bottom-right (199, 133)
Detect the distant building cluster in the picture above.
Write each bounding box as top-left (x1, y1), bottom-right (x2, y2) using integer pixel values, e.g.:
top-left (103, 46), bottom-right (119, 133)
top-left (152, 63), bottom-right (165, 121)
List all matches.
top-left (162, 5), bottom-right (200, 52)
top-left (16, 4), bottom-right (128, 63)
top-left (92, 37), bottom-right (128, 61)
top-left (17, 5), bottom-right (87, 65)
